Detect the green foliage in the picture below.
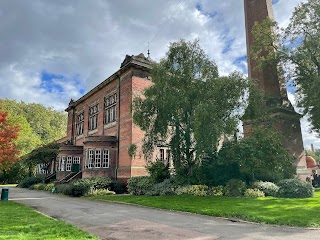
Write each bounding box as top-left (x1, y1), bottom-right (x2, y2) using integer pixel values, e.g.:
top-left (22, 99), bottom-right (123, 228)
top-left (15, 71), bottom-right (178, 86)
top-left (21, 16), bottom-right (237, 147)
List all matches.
top-left (224, 179), bottom-right (247, 197)
top-left (18, 176), bottom-right (43, 188)
top-left (277, 179), bottom-right (314, 198)
top-left (88, 189), bottom-right (115, 196)
top-left (146, 160), bottom-right (170, 183)
top-left (127, 176), bottom-right (153, 195)
top-left (252, 181), bottom-right (279, 197)
top-left (55, 184), bottom-right (72, 195)
top-left (29, 183), bottom-right (46, 190)
top-left (218, 128), bottom-right (295, 182)
top-left (128, 144), bottom-right (137, 158)
top-left (44, 183), bottom-right (55, 191)
top-left (69, 181), bottom-right (91, 197)
top-left (176, 185), bottom-right (209, 196)
top-left (89, 177), bottom-right (112, 190)
top-left (200, 152), bottom-right (241, 186)
top-left (251, 0), bottom-right (320, 134)
top-left (145, 179), bottom-right (176, 196)
top-left (208, 185), bottom-right (224, 196)
top-left (133, 39), bottom-right (248, 180)
top-left (110, 180), bottom-right (127, 194)
top-left (244, 188), bottom-right (265, 198)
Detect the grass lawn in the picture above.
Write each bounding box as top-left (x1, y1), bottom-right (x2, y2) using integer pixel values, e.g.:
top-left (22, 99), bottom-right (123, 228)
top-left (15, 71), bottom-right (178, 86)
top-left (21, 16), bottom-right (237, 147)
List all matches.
top-left (0, 201), bottom-right (97, 240)
top-left (87, 189), bottom-right (320, 228)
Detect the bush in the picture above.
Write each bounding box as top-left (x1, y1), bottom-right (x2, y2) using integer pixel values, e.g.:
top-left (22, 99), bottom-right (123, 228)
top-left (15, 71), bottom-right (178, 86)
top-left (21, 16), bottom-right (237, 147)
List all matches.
top-left (18, 176), bottom-right (43, 188)
top-left (30, 183), bottom-right (46, 190)
top-left (145, 179), bottom-right (176, 196)
top-left (110, 181), bottom-right (127, 194)
top-left (176, 185), bottom-right (209, 196)
top-left (277, 179), bottom-right (314, 198)
top-left (208, 185), bottom-right (224, 196)
top-left (224, 179), bottom-right (246, 197)
top-left (69, 180), bottom-right (91, 197)
top-left (55, 184), bottom-right (72, 195)
top-left (244, 188), bottom-right (265, 198)
top-left (90, 177), bottom-right (112, 190)
top-left (44, 183), bottom-right (55, 191)
top-left (88, 189), bottom-right (116, 196)
top-left (127, 176), bottom-right (153, 195)
top-left (252, 181), bottom-right (279, 197)
top-left (146, 160), bottom-right (170, 183)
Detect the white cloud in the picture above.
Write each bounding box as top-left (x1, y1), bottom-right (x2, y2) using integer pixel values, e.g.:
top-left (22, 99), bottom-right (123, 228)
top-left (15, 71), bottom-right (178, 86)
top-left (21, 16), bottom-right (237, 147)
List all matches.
top-left (0, 0), bottom-right (318, 148)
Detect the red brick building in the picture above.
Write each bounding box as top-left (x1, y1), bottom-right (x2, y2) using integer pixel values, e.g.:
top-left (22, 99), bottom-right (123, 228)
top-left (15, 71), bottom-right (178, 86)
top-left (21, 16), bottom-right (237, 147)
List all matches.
top-left (56, 53), bottom-right (160, 182)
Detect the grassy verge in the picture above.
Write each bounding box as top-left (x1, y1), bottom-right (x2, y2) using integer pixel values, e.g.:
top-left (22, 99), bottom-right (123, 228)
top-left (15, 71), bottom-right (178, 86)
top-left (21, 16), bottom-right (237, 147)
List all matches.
top-left (0, 201), bottom-right (97, 240)
top-left (87, 189), bottom-right (320, 228)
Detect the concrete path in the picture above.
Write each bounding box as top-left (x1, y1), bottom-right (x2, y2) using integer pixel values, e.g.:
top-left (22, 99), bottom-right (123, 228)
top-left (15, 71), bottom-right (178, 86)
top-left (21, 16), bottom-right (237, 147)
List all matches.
top-left (8, 187), bottom-right (320, 240)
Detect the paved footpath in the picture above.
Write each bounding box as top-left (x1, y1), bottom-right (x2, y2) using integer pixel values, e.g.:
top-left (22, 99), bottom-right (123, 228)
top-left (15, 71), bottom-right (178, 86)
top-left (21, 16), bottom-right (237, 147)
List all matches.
top-left (8, 187), bottom-right (320, 240)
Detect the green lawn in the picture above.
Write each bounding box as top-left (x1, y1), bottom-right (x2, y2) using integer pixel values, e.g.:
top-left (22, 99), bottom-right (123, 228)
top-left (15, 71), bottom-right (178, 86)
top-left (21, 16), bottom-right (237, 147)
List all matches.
top-left (0, 201), bottom-right (97, 240)
top-left (88, 189), bottom-right (320, 228)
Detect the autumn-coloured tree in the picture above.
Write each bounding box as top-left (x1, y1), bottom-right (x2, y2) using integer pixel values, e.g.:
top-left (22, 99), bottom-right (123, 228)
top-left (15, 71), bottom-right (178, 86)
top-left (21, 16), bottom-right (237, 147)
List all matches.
top-left (0, 110), bottom-right (20, 172)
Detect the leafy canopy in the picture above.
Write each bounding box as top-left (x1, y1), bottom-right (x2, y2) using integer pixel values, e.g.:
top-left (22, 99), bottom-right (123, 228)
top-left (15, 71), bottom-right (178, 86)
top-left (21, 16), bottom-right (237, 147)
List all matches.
top-left (133, 39), bottom-right (247, 177)
top-left (0, 109), bottom-right (20, 171)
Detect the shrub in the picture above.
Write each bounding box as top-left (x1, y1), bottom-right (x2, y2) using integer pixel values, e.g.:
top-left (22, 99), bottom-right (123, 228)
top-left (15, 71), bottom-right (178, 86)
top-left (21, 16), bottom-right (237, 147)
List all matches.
top-left (244, 188), bottom-right (265, 198)
top-left (146, 160), bottom-right (170, 183)
top-left (176, 185), bottom-right (209, 196)
top-left (145, 179), bottom-right (176, 196)
top-left (90, 177), bottom-right (112, 190)
top-left (69, 180), bottom-right (91, 197)
top-left (18, 176), bottom-right (43, 188)
top-left (44, 183), bottom-right (55, 191)
top-left (208, 185), bottom-right (224, 196)
top-left (127, 176), bottom-right (153, 195)
top-left (110, 181), bottom-right (127, 194)
top-left (88, 189), bottom-right (116, 196)
top-left (224, 179), bottom-right (246, 197)
top-left (55, 184), bottom-right (72, 195)
top-left (252, 181), bottom-right (279, 197)
top-left (30, 183), bottom-right (46, 190)
top-left (277, 179), bottom-right (314, 198)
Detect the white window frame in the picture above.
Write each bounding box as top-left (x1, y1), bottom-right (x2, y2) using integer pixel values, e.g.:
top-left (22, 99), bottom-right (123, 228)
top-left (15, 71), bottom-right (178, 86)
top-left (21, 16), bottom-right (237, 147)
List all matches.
top-left (73, 156), bottom-right (81, 164)
top-left (88, 149), bottom-right (94, 169)
top-left (60, 156), bottom-right (66, 171)
top-left (102, 150), bottom-right (110, 168)
top-left (95, 149), bottom-right (101, 168)
top-left (66, 156), bottom-right (72, 171)
top-left (159, 149), bottom-right (164, 161)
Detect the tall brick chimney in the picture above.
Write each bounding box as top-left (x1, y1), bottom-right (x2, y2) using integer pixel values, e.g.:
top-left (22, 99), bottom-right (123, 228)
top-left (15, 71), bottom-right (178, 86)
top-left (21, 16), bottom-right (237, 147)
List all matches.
top-left (243, 0), bottom-right (309, 179)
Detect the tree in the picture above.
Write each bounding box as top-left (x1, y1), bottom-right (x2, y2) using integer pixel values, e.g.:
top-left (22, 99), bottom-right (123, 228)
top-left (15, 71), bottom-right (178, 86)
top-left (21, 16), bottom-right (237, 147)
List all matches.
top-left (133, 39), bottom-right (247, 179)
top-left (218, 128), bottom-right (295, 183)
top-left (251, 0), bottom-right (320, 134)
top-left (0, 109), bottom-right (20, 179)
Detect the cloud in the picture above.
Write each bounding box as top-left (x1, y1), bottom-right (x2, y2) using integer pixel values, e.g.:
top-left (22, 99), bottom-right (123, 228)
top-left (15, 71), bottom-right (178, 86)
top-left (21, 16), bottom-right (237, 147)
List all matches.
top-left (1, 0), bottom-right (318, 148)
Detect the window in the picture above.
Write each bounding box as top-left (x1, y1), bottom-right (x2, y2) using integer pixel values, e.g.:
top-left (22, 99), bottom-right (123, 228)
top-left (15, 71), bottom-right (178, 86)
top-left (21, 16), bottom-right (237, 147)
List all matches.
top-left (159, 149), bottom-right (164, 161)
top-left (88, 149), bottom-right (94, 168)
top-left (76, 111), bottom-right (84, 135)
top-left (73, 156), bottom-right (81, 164)
top-left (66, 156), bottom-right (72, 171)
top-left (60, 156), bottom-right (66, 171)
top-left (85, 149), bottom-right (110, 169)
top-left (95, 149), bottom-right (101, 168)
top-left (89, 104), bottom-right (99, 130)
top-left (104, 93), bottom-right (117, 124)
top-left (166, 150), bottom-right (172, 167)
top-left (102, 150), bottom-right (109, 168)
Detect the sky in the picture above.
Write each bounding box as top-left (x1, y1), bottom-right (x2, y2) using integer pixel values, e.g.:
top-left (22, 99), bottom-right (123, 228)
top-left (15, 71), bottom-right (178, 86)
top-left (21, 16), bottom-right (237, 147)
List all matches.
top-left (0, 0), bottom-right (318, 149)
